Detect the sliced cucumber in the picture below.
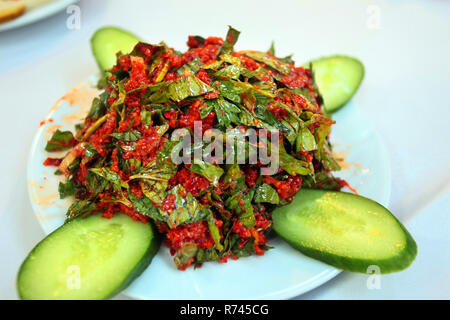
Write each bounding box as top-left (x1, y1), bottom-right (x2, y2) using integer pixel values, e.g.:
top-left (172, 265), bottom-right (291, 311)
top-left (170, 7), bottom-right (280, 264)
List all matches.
top-left (272, 189), bottom-right (417, 273)
top-left (91, 26), bottom-right (140, 72)
top-left (307, 55), bottom-right (364, 113)
top-left (17, 214), bottom-right (159, 300)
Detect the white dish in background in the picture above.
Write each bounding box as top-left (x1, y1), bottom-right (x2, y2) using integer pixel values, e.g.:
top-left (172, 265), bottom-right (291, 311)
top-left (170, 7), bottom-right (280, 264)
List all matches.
top-left (27, 76), bottom-right (391, 299)
top-left (0, 0), bottom-right (79, 33)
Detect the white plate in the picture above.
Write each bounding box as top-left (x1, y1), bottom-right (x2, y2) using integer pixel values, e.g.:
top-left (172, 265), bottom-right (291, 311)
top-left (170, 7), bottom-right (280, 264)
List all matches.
top-left (0, 0), bottom-right (78, 33)
top-left (27, 76), bottom-right (391, 299)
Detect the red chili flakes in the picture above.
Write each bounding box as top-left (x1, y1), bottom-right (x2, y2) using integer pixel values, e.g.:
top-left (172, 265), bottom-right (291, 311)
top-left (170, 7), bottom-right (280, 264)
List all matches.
top-left (338, 179), bottom-right (358, 194)
top-left (166, 221), bottom-right (215, 251)
top-left (133, 43), bottom-right (158, 63)
top-left (168, 168), bottom-right (210, 197)
top-left (88, 109), bottom-right (117, 157)
top-left (160, 194), bottom-right (176, 213)
top-left (260, 70), bottom-right (274, 82)
top-left (155, 221), bottom-right (169, 233)
top-left (124, 56), bottom-right (150, 93)
top-left (177, 258), bottom-right (196, 271)
top-left (99, 202), bottom-right (149, 223)
top-left (204, 90), bottom-right (220, 99)
top-left (255, 211), bottom-right (271, 230)
top-left (118, 55), bottom-right (131, 71)
top-left (204, 37), bottom-right (224, 46)
top-left (184, 37), bottom-right (223, 64)
top-left (178, 100), bottom-right (215, 133)
top-left (39, 118), bottom-right (53, 127)
top-left (280, 67), bottom-right (313, 89)
top-left (293, 94), bottom-right (308, 109)
top-left (267, 104), bottom-right (289, 120)
top-left (264, 175), bottom-right (303, 201)
top-left (232, 220), bottom-right (252, 238)
top-left (298, 151), bottom-right (313, 163)
top-left (164, 110), bottom-right (179, 128)
top-left (178, 187), bottom-right (188, 198)
top-left (107, 96), bottom-right (116, 107)
top-left (43, 157), bottom-right (62, 167)
top-left (164, 72), bottom-right (179, 82)
top-left (110, 148), bottom-right (120, 172)
top-left (124, 94), bottom-right (141, 108)
top-left (130, 182), bottom-right (144, 199)
top-left (251, 228), bottom-right (267, 256)
top-left (226, 32), bottom-right (234, 44)
top-left (75, 163), bottom-right (88, 186)
top-left (162, 50), bottom-right (186, 68)
top-left (135, 129), bottom-right (161, 166)
top-left (219, 251), bottom-right (232, 263)
top-left (195, 69), bottom-right (211, 85)
top-left (118, 108), bottom-right (141, 132)
top-left (187, 36), bottom-right (202, 49)
top-left (232, 52), bottom-right (260, 71)
top-left (118, 202), bottom-right (149, 223)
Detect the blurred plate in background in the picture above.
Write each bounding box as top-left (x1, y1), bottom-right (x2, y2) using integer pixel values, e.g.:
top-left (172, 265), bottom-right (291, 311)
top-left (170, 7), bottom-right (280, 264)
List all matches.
top-left (0, 0), bottom-right (78, 32)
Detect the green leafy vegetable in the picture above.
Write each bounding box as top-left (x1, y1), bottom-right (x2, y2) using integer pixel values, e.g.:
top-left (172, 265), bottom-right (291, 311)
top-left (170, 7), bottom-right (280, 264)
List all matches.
top-left (163, 185), bottom-right (211, 228)
top-left (222, 164), bottom-right (246, 193)
top-left (45, 130), bottom-right (75, 152)
top-left (254, 183), bottom-right (279, 204)
top-left (86, 97), bottom-right (107, 120)
top-left (242, 50), bottom-right (292, 74)
top-left (148, 75), bottom-right (213, 103)
top-left (66, 199), bottom-right (97, 220)
top-left (189, 160), bottom-right (224, 186)
top-left (174, 243), bottom-right (198, 268)
top-left (296, 127), bottom-right (317, 152)
top-left (225, 190), bottom-right (256, 227)
top-left (89, 168), bottom-right (129, 189)
top-left (110, 130), bottom-right (142, 142)
top-left (208, 98), bottom-right (241, 128)
top-left (58, 180), bottom-right (80, 199)
top-left (219, 26), bottom-right (240, 55)
top-left (207, 214), bottom-right (223, 251)
top-left (215, 80), bottom-right (242, 104)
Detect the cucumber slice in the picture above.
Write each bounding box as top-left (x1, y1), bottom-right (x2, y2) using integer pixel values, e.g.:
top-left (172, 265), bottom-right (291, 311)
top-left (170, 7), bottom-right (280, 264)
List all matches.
top-left (91, 26), bottom-right (140, 72)
top-left (272, 189), bottom-right (417, 273)
top-left (17, 214), bottom-right (160, 300)
top-left (308, 55), bottom-right (364, 113)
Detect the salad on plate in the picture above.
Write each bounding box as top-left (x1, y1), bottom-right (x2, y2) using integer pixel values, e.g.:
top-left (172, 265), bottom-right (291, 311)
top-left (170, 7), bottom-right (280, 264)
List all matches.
top-left (17, 26), bottom-right (417, 300)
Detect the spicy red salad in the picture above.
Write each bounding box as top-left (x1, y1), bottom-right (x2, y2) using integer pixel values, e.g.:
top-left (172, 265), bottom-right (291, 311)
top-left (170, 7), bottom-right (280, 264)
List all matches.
top-left (44, 27), bottom-right (347, 270)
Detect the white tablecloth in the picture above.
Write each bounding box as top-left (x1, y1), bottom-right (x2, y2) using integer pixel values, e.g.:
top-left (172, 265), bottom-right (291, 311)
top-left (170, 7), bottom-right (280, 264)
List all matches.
top-left (0, 0), bottom-right (448, 299)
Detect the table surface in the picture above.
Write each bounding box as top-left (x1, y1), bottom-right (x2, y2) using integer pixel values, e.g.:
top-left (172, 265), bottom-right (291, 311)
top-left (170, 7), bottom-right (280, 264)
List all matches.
top-left (0, 0), bottom-right (449, 300)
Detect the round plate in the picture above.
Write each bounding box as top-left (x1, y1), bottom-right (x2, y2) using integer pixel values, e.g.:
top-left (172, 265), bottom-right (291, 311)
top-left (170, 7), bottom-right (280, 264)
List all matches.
top-left (0, 0), bottom-right (79, 33)
top-left (27, 77), bottom-right (391, 300)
